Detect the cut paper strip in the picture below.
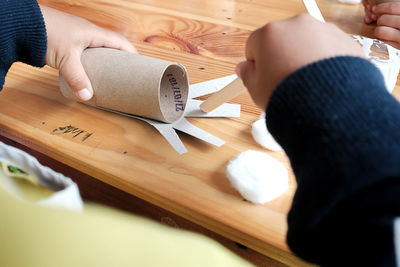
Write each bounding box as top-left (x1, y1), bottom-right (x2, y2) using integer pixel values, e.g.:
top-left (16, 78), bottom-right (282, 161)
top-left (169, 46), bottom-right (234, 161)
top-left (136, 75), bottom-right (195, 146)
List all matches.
top-left (172, 118), bottom-right (225, 147)
top-left (138, 117), bottom-right (189, 154)
top-left (185, 99), bottom-right (240, 118)
top-left (88, 105), bottom-right (188, 154)
top-left (189, 74), bottom-right (237, 99)
top-left (302, 0), bottom-right (326, 23)
top-left (83, 74), bottom-right (240, 154)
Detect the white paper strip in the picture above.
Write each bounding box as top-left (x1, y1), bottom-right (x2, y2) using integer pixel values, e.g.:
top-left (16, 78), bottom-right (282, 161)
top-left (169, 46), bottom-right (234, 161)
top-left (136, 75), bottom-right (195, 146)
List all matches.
top-left (140, 118), bottom-right (188, 154)
top-left (189, 74), bottom-right (237, 99)
top-left (88, 105), bottom-right (188, 154)
top-left (172, 118), bottom-right (225, 147)
top-left (185, 99), bottom-right (241, 118)
top-left (302, 0), bottom-right (326, 23)
top-left (84, 74), bottom-right (241, 154)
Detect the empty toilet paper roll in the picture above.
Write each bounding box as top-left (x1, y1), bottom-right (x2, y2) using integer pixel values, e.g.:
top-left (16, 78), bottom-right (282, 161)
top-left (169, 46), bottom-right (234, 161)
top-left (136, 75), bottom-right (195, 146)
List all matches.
top-left (59, 48), bottom-right (189, 123)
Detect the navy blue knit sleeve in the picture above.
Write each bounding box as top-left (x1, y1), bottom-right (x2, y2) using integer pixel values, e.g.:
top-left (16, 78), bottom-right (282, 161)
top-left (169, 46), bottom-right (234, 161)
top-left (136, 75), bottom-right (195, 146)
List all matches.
top-left (266, 56), bottom-right (400, 266)
top-left (0, 0), bottom-right (47, 89)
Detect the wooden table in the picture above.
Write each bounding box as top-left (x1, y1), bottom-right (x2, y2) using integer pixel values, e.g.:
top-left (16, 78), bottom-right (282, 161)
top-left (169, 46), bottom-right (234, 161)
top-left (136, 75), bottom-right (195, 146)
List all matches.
top-left (1, 1), bottom-right (399, 266)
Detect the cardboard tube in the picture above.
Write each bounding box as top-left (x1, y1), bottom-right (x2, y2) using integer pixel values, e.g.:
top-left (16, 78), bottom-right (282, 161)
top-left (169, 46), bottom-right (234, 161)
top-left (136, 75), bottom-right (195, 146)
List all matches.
top-left (59, 48), bottom-right (189, 123)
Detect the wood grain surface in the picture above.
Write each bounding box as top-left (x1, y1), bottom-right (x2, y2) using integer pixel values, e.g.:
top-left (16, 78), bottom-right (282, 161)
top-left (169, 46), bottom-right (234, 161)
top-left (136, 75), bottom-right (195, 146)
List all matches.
top-left (1, 0), bottom-right (399, 266)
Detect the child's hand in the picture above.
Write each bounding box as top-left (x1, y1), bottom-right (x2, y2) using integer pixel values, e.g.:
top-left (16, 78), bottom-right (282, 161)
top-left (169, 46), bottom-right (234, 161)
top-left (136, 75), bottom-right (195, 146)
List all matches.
top-left (235, 14), bottom-right (364, 111)
top-left (39, 5), bottom-right (136, 101)
top-left (362, 0), bottom-right (377, 24)
top-left (371, 2), bottom-right (400, 49)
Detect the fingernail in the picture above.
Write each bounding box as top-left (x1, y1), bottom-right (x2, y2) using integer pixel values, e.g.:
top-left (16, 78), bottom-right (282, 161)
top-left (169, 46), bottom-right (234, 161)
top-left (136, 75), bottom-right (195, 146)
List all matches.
top-left (372, 6), bottom-right (376, 12)
top-left (76, 88), bottom-right (93, 101)
top-left (372, 14), bottom-right (377, 20)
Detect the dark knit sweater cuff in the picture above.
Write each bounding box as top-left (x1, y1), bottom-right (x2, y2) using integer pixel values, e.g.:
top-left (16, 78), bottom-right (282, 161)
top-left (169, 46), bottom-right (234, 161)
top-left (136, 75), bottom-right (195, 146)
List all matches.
top-left (0, 0), bottom-right (47, 68)
top-left (266, 56), bottom-right (400, 266)
top-left (266, 56), bottom-right (400, 165)
top-left (266, 56), bottom-right (400, 262)
top-left (266, 56), bottom-right (400, 204)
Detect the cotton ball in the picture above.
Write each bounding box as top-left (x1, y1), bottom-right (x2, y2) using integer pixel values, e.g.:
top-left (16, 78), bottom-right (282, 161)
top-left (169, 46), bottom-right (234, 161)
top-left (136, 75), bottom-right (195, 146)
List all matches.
top-left (226, 150), bottom-right (288, 204)
top-left (338, 0), bottom-right (361, 4)
top-left (251, 113), bottom-right (282, 152)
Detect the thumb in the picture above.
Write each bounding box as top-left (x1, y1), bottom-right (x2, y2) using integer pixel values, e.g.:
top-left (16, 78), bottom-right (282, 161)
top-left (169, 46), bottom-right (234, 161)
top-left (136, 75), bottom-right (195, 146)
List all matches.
top-left (235, 60), bottom-right (256, 92)
top-left (59, 52), bottom-right (93, 101)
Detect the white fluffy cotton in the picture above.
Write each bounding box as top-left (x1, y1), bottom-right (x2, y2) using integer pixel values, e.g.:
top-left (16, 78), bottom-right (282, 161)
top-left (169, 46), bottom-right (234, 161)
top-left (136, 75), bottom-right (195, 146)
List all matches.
top-left (226, 150), bottom-right (288, 204)
top-left (251, 113), bottom-right (282, 152)
top-left (338, 0), bottom-right (361, 4)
